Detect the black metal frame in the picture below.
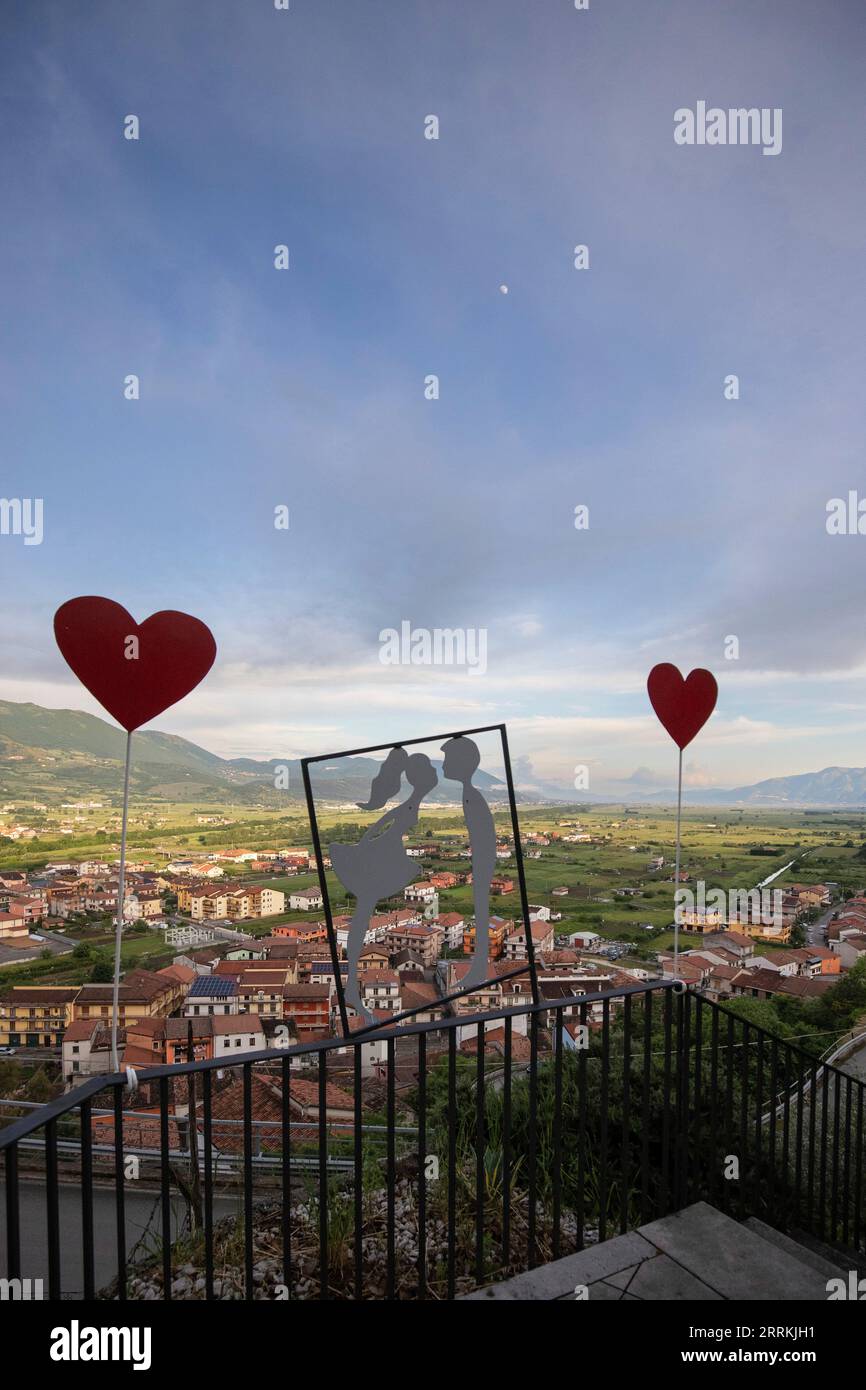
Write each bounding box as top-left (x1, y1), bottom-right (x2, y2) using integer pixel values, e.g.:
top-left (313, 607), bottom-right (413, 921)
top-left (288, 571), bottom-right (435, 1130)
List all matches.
top-left (301, 722), bottom-right (540, 1038)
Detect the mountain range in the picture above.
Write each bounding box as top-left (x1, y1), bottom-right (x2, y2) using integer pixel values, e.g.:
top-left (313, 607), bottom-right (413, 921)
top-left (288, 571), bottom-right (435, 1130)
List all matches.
top-left (641, 766), bottom-right (866, 809)
top-left (0, 701), bottom-right (513, 807)
top-left (3, 702), bottom-right (866, 810)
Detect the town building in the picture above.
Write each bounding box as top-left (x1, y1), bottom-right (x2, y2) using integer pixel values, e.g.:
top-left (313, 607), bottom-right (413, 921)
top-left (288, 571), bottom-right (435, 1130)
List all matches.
top-left (0, 986), bottom-right (80, 1047)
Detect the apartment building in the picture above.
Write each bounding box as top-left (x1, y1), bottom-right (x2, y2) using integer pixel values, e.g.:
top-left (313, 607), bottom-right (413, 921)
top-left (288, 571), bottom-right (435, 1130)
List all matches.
top-left (288, 889), bottom-right (324, 911)
top-left (462, 917), bottom-right (508, 961)
top-left (73, 969), bottom-right (177, 1026)
top-left (435, 912), bottom-right (465, 951)
top-left (0, 908), bottom-right (28, 944)
top-left (502, 920), bottom-right (555, 960)
top-left (238, 971), bottom-right (287, 1020)
top-left (271, 921), bottom-right (328, 943)
top-left (404, 881), bottom-right (437, 904)
top-left (381, 921), bottom-right (443, 968)
top-left (0, 986), bottom-right (80, 1047)
top-left (360, 970), bottom-right (401, 1013)
top-left (283, 983), bottom-right (331, 1035)
top-left (61, 1020), bottom-right (118, 1081)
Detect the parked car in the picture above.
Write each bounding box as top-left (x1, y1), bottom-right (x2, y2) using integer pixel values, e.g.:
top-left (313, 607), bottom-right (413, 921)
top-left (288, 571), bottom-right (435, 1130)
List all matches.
top-left (0, 1046), bottom-right (16, 1056)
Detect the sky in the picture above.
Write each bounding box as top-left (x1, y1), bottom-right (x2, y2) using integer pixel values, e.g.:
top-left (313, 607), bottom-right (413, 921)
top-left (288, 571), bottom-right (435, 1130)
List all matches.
top-left (2, 0), bottom-right (866, 796)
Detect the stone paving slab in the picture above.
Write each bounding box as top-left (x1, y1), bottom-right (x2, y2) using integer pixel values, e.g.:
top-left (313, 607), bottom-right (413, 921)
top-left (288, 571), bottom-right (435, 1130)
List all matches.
top-left (461, 1230), bottom-right (656, 1300)
top-left (626, 1252), bottom-right (721, 1301)
top-left (462, 1203), bottom-right (837, 1301)
top-left (603, 1263), bottom-right (641, 1291)
top-left (639, 1202), bottom-right (829, 1301)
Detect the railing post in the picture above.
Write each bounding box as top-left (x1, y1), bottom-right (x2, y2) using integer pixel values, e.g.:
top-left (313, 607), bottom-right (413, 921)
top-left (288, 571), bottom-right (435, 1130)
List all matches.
top-left (45, 1117), bottom-right (60, 1300)
top-left (416, 1031), bottom-right (426, 1300)
top-left (660, 987), bottom-right (673, 1215)
top-left (598, 997), bottom-right (610, 1243)
top-left (527, 1013), bottom-right (539, 1267)
top-left (4, 1143), bottom-right (20, 1282)
top-left (620, 996), bottom-right (631, 1237)
top-left (553, 1009), bottom-right (564, 1256)
top-left (353, 1044), bottom-right (363, 1300)
top-left (80, 1097), bottom-right (95, 1300)
top-left (640, 991), bottom-right (652, 1225)
top-left (113, 1083), bottom-right (127, 1301)
top-left (474, 1021), bottom-right (486, 1286)
top-left (502, 1014), bottom-right (513, 1265)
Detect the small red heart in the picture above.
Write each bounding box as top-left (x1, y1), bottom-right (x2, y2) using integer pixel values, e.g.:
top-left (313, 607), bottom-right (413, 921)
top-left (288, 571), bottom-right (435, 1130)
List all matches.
top-left (647, 663), bottom-right (717, 750)
top-left (54, 596), bottom-right (216, 733)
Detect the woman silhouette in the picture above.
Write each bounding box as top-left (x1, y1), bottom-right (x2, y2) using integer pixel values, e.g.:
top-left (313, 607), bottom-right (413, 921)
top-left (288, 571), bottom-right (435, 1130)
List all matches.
top-left (330, 747), bottom-right (438, 1021)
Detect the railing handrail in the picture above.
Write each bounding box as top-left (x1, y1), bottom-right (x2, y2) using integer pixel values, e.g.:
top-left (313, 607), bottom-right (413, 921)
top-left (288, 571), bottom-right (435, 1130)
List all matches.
top-left (0, 978), bottom-right (675, 1150)
top-left (6, 974), bottom-right (866, 1298)
top-left (709, 994), bottom-right (866, 1091)
top-left (3, 977), bottom-right (865, 1153)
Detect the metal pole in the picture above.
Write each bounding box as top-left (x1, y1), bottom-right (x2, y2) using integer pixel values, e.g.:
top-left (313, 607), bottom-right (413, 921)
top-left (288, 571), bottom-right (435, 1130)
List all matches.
top-left (673, 746), bottom-right (683, 980)
top-left (111, 731), bottom-right (133, 1072)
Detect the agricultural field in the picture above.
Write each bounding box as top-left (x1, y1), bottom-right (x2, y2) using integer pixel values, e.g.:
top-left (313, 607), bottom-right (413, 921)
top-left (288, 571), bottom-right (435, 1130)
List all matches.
top-left (3, 799), bottom-right (866, 990)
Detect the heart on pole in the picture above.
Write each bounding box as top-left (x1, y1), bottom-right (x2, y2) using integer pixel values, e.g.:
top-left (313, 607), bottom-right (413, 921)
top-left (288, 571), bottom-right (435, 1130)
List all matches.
top-left (54, 596), bottom-right (217, 733)
top-left (647, 663), bottom-right (717, 750)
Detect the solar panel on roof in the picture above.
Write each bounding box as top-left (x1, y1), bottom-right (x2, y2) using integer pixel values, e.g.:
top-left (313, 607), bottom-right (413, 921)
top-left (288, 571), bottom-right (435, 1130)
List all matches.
top-left (188, 975), bottom-right (236, 996)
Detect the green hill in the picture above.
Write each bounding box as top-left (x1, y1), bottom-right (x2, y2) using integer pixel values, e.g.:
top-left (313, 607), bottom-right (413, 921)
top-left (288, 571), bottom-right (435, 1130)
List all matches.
top-left (0, 701), bottom-right (510, 807)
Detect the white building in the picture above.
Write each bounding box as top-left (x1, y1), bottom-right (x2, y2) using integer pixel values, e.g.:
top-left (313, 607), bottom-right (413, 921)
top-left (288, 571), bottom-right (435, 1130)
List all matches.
top-left (565, 930), bottom-right (602, 949)
top-left (183, 975), bottom-right (239, 1016)
top-left (435, 912), bottom-right (465, 951)
top-left (289, 889), bottom-right (324, 911)
top-left (360, 970), bottom-right (401, 1013)
top-left (405, 882), bottom-right (437, 904)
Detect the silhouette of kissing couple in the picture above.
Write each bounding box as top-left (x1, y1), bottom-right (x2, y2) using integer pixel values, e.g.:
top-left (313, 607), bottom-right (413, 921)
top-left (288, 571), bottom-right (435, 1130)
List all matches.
top-left (330, 736), bottom-right (496, 1023)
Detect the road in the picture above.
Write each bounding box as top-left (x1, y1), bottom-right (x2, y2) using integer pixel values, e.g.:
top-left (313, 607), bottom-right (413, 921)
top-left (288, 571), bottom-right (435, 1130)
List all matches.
top-left (0, 1178), bottom-right (243, 1297)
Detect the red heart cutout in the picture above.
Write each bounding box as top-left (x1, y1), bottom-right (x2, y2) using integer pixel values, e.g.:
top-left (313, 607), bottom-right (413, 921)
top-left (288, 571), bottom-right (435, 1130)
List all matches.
top-left (54, 596), bottom-right (216, 733)
top-left (647, 663), bottom-right (717, 750)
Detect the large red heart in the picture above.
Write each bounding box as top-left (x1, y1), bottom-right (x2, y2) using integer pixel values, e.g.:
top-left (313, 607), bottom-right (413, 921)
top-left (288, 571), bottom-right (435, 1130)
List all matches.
top-left (647, 663), bottom-right (717, 750)
top-left (54, 596), bottom-right (216, 733)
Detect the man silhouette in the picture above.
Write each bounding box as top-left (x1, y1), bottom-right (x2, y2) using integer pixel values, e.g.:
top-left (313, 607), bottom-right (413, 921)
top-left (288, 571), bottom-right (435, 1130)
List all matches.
top-left (441, 736), bottom-right (496, 989)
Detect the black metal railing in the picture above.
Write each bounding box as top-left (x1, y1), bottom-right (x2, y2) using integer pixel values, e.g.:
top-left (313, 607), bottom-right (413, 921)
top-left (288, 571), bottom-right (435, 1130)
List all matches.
top-left (1, 979), bottom-right (864, 1300)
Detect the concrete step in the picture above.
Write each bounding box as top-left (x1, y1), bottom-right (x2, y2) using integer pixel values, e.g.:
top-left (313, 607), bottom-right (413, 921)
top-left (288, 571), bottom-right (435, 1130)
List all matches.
top-left (637, 1202), bottom-right (835, 1299)
top-left (743, 1218), bottom-right (849, 1281)
top-left (463, 1202), bottom-right (842, 1300)
top-left (789, 1227), bottom-right (866, 1279)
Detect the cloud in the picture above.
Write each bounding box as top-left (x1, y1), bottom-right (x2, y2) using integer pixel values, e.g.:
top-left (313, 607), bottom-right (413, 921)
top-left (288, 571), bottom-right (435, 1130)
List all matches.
top-left (624, 766), bottom-right (659, 786)
top-left (3, 0), bottom-right (866, 789)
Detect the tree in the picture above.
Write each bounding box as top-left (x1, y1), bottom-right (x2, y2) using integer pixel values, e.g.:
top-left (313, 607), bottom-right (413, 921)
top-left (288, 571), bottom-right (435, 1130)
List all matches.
top-left (24, 1066), bottom-right (57, 1103)
top-left (89, 956), bottom-right (114, 983)
top-left (0, 1059), bottom-right (23, 1094)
